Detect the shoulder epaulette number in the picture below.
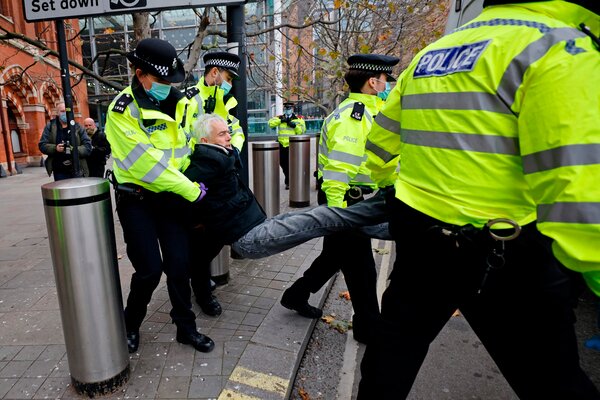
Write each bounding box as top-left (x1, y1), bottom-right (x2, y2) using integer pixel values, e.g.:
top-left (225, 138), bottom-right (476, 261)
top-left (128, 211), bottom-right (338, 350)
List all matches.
top-left (351, 102), bottom-right (365, 121)
top-left (185, 87), bottom-right (200, 99)
top-left (112, 94), bottom-right (133, 113)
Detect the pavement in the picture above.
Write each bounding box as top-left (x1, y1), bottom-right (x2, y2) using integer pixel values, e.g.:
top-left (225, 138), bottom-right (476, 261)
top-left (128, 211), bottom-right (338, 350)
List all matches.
top-left (0, 153), bottom-right (328, 400)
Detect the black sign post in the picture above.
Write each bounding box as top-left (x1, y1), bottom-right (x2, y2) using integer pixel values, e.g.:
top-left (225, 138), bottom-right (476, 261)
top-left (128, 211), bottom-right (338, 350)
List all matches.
top-left (55, 19), bottom-right (82, 177)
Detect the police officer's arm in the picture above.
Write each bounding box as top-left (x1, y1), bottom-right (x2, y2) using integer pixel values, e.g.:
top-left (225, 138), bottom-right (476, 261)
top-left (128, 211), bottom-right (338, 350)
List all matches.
top-left (269, 116), bottom-right (282, 128)
top-left (76, 125), bottom-right (92, 157)
top-left (321, 116), bottom-right (369, 208)
top-left (105, 108), bottom-right (200, 202)
top-left (519, 39), bottom-right (600, 296)
top-left (365, 73), bottom-right (405, 187)
top-left (294, 117), bottom-right (306, 134)
top-left (224, 96), bottom-right (245, 151)
top-left (229, 116), bottom-right (245, 151)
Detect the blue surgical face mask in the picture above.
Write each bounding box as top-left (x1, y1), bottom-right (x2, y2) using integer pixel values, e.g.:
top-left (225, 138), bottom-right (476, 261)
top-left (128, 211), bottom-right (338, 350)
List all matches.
top-left (377, 82), bottom-right (391, 101)
top-left (59, 112), bottom-right (67, 123)
top-left (146, 81), bottom-right (171, 101)
top-left (283, 109), bottom-right (293, 117)
top-left (220, 80), bottom-right (232, 96)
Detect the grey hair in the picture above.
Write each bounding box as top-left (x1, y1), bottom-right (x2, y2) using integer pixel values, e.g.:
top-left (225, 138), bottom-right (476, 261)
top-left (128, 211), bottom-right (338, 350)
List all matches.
top-left (192, 114), bottom-right (228, 141)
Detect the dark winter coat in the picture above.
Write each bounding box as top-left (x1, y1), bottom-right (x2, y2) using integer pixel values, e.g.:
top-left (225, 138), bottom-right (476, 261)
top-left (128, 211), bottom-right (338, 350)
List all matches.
top-left (184, 143), bottom-right (266, 244)
top-left (38, 118), bottom-right (91, 177)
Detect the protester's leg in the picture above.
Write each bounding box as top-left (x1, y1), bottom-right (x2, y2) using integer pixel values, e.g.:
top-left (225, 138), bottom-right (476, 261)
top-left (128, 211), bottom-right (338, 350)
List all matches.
top-left (117, 196), bottom-right (163, 333)
top-left (279, 144), bottom-right (290, 187)
top-left (232, 193), bottom-right (389, 258)
top-left (357, 200), bottom-right (466, 399)
top-left (461, 228), bottom-right (600, 400)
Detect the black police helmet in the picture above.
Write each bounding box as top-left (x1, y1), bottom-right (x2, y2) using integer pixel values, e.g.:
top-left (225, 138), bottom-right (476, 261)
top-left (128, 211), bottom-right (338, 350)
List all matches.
top-left (127, 38), bottom-right (185, 83)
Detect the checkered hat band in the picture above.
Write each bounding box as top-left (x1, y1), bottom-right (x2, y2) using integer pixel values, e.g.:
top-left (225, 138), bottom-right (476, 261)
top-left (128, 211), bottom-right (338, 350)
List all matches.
top-left (206, 59), bottom-right (240, 69)
top-left (349, 63), bottom-right (393, 72)
top-left (134, 52), bottom-right (175, 76)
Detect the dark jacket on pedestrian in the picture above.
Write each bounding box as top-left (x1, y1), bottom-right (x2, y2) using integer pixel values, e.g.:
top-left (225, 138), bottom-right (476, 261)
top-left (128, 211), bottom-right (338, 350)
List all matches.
top-left (38, 118), bottom-right (92, 177)
top-left (88, 128), bottom-right (111, 177)
top-left (184, 143), bottom-right (265, 244)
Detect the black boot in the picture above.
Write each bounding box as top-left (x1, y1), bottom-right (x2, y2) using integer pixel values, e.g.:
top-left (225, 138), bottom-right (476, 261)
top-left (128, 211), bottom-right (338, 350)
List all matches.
top-left (281, 279), bottom-right (323, 319)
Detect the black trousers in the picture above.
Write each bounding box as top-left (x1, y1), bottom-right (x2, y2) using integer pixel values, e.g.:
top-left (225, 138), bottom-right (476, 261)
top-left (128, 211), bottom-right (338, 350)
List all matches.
top-left (298, 188), bottom-right (379, 329)
top-left (358, 197), bottom-right (600, 400)
top-left (189, 230), bottom-right (226, 301)
top-left (279, 144), bottom-right (290, 185)
top-left (117, 191), bottom-right (197, 334)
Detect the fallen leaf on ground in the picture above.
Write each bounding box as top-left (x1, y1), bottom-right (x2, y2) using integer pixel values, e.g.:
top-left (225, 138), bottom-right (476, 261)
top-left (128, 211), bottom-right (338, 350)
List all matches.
top-left (298, 388), bottom-right (310, 400)
top-left (117, 254), bottom-right (123, 260)
top-left (339, 291), bottom-right (351, 301)
top-left (321, 315), bottom-right (351, 333)
top-left (373, 248), bottom-right (390, 255)
top-left (452, 309), bottom-right (461, 317)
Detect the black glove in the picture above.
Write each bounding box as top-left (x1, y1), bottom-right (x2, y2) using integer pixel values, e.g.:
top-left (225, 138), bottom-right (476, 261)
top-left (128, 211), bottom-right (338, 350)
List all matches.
top-left (288, 121), bottom-right (296, 128)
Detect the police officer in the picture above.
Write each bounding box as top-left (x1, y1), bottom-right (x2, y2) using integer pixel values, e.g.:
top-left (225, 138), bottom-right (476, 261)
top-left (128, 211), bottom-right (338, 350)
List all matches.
top-left (281, 54), bottom-right (399, 344)
top-left (358, 0), bottom-right (600, 398)
top-left (185, 52), bottom-right (245, 151)
top-left (269, 101), bottom-right (306, 189)
top-left (105, 38), bottom-right (214, 354)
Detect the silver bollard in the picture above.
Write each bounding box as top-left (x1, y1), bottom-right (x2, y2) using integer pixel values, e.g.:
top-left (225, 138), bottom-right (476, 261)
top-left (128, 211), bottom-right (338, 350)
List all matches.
top-left (252, 141), bottom-right (280, 217)
top-left (41, 178), bottom-right (129, 397)
top-left (289, 135), bottom-right (311, 207)
top-left (210, 245), bottom-right (230, 285)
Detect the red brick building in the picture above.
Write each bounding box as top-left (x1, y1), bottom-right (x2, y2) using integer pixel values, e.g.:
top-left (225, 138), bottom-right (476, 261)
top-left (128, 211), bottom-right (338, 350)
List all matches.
top-left (0, 1), bottom-right (88, 177)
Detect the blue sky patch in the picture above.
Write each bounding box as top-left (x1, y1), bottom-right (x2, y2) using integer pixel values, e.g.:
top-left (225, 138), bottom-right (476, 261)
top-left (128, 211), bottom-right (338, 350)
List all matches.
top-left (413, 39), bottom-right (491, 78)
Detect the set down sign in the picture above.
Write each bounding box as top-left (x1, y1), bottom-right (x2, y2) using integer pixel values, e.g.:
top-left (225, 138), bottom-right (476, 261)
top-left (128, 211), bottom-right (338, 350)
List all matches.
top-left (23, 0), bottom-right (243, 22)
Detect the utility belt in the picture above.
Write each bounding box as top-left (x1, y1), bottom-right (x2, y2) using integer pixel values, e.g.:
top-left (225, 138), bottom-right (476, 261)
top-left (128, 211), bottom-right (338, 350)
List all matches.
top-left (316, 176), bottom-right (374, 206)
top-left (105, 170), bottom-right (146, 201)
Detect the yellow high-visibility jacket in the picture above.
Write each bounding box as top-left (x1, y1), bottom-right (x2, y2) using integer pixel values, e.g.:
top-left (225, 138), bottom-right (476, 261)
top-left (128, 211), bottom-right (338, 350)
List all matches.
top-left (105, 82), bottom-right (199, 202)
top-left (185, 77), bottom-right (245, 151)
top-left (319, 92), bottom-right (384, 207)
top-left (365, 1), bottom-right (600, 294)
top-left (269, 115), bottom-right (306, 147)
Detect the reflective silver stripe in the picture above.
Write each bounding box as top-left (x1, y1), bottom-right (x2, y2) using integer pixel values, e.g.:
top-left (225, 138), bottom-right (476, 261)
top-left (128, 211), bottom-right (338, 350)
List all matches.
top-left (140, 150), bottom-right (170, 184)
top-left (231, 127), bottom-right (243, 135)
top-left (522, 144), bottom-right (600, 174)
top-left (374, 112), bottom-right (401, 135)
top-left (327, 150), bottom-right (364, 166)
top-left (194, 94), bottom-right (205, 116)
top-left (352, 173), bottom-right (373, 184)
top-left (402, 128), bottom-right (519, 155)
top-left (402, 92), bottom-right (512, 115)
top-left (538, 202), bottom-right (600, 224)
top-left (364, 111), bottom-right (373, 124)
top-left (230, 116), bottom-right (239, 125)
top-left (127, 102), bottom-right (150, 135)
top-left (498, 27), bottom-right (585, 111)
top-left (322, 170), bottom-right (350, 183)
top-left (173, 146), bottom-right (191, 158)
top-left (116, 143), bottom-right (150, 170)
top-left (366, 139), bottom-right (398, 163)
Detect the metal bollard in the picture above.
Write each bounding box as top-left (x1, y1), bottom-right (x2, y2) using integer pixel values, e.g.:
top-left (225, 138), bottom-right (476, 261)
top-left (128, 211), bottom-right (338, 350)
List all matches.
top-left (41, 178), bottom-right (129, 397)
top-left (289, 135), bottom-right (311, 207)
top-left (210, 245), bottom-right (230, 285)
top-left (252, 141), bottom-right (280, 217)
